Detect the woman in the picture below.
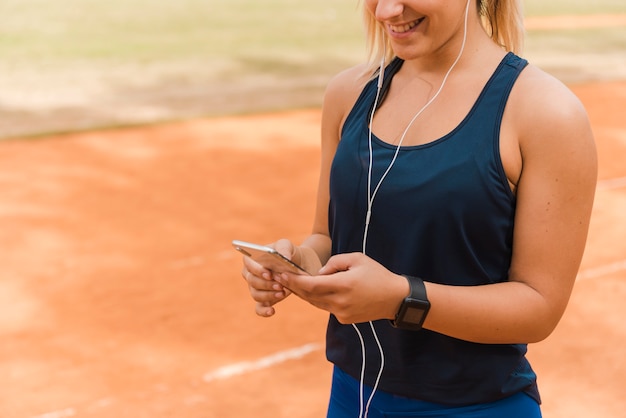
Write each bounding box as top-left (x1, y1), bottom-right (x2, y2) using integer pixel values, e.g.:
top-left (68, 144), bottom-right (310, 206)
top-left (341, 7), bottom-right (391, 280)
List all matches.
top-left (240, 0), bottom-right (597, 416)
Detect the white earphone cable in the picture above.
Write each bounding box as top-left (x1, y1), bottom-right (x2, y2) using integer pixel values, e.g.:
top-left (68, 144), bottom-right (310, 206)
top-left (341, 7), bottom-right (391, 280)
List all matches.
top-left (364, 0), bottom-right (470, 252)
top-left (355, 2), bottom-right (471, 417)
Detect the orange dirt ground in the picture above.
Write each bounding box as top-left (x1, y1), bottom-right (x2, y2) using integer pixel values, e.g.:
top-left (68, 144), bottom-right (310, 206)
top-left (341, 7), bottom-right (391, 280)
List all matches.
top-left (1, 80), bottom-right (625, 418)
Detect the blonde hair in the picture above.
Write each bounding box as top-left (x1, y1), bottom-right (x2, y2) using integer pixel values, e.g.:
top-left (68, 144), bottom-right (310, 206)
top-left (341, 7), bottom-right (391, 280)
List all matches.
top-left (362, 0), bottom-right (524, 74)
top-left (480, 0), bottom-right (524, 53)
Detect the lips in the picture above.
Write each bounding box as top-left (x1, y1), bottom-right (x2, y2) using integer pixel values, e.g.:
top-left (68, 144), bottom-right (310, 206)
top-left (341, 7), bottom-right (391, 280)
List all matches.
top-left (389, 17), bottom-right (425, 34)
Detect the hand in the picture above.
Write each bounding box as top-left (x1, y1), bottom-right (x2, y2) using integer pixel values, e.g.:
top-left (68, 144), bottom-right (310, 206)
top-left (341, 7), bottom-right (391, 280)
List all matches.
top-left (240, 239), bottom-right (295, 317)
top-left (274, 252), bottom-right (409, 324)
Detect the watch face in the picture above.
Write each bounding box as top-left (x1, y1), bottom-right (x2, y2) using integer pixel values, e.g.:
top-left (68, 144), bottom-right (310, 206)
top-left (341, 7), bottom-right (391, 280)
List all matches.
top-left (404, 305), bottom-right (427, 324)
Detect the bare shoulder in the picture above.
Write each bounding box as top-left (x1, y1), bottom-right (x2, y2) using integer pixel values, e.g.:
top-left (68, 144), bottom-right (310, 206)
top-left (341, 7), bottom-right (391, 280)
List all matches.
top-left (510, 64), bottom-right (594, 151)
top-left (321, 63), bottom-right (373, 140)
top-left (324, 63), bottom-right (372, 105)
top-left (506, 62), bottom-right (597, 204)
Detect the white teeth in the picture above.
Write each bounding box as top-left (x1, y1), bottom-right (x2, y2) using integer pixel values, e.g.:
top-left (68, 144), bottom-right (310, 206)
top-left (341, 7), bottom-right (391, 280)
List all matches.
top-left (390, 18), bottom-right (423, 33)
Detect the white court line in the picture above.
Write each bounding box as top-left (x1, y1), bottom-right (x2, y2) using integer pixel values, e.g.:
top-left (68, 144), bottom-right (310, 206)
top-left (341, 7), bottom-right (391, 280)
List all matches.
top-left (32, 408), bottom-right (76, 418)
top-left (577, 260), bottom-right (626, 281)
top-left (597, 176), bottom-right (626, 191)
top-left (30, 259), bottom-right (626, 418)
top-left (202, 262), bottom-right (626, 383)
top-left (203, 342), bottom-right (322, 383)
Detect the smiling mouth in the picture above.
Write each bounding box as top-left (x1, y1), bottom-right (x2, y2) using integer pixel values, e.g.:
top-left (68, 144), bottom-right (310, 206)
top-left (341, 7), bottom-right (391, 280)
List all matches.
top-left (389, 18), bottom-right (425, 34)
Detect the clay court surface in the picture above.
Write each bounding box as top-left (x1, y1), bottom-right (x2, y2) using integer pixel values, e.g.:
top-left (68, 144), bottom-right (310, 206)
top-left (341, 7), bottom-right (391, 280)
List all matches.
top-left (0, 78), bottom-right (624, 418)
top-left (2, 9), bottom-right (626, 418)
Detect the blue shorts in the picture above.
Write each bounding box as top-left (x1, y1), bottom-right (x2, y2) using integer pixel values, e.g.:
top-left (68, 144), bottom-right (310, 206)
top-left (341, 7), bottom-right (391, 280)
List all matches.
top-left (327, 366), bottom-right (542, 418)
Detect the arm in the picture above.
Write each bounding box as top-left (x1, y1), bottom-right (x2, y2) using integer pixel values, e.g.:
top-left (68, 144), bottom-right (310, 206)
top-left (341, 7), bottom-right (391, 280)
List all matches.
top-left (293, 66), bottom-right (370, 273)
top-left (423, 68), bottom-right (597, 343)
top-left (242, 65), bottom-right (369, 317)
top-left (275, 67), bottom-right (597, 344)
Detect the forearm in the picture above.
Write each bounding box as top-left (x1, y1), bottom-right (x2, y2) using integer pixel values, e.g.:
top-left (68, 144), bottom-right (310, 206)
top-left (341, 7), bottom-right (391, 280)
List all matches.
top-left (421, 280), bottom-right (562, 344)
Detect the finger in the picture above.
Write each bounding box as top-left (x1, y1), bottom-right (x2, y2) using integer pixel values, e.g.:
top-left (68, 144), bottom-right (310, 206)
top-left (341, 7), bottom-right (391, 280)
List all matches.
top-left (255, 301), bottom-right (276, 317)
top-left (274, 273), bottom-right (336, 314)
top-left (275, 272), bottom-right (329, 298)
top-left (318, 253), bottom-right (358, 275)
top-left (242, 256), bottom-right (272, 280)
top-left (273, 272), bottom-right (301, 295)
top-left (249, 285), bottom-right (287, 304)
top-left (244, 269), bottom-right (283, 292)
top-left (242, 265), bottom-right (288, 305)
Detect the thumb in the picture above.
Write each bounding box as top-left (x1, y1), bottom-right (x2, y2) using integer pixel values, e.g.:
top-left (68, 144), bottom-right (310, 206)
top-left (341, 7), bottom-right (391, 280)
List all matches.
top-left (273, 238), bottom-right (295, 259)
top-left (319, 252), bottom-right (359, 275)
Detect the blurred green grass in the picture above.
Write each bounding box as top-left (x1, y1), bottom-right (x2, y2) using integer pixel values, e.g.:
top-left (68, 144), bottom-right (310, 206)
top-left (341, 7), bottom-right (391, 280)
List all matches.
top-left (0, 0), bottom-right (625, 138)
top-left (3, 0), bottom-right (622, 76)
top-left (525, 0), bottom-right (626, 15)
top-left (0, 0), bottom-right (364, 74)
top-left (524, 0), bottom-right (626, 56)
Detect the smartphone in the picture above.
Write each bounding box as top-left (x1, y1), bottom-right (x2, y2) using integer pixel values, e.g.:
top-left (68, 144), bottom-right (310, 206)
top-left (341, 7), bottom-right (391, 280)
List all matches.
top-left (232, 240), bottom-right (311, 275)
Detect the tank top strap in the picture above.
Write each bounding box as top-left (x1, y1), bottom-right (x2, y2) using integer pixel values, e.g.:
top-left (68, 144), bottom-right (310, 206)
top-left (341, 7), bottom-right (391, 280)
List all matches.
top-left (342, 53), bottom-right (527, 141)
top-left (340, 57), bottom-right (404, 138)
top-left (467, 52), bottom-right (528, 133)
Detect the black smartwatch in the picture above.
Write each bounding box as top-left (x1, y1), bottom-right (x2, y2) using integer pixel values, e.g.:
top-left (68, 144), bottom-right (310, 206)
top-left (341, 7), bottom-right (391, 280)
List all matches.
top-left (391, 275), bottom-right (430, 331)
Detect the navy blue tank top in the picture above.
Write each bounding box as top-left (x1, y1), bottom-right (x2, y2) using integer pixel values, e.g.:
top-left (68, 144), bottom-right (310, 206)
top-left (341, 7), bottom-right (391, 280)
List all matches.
top-left (326, 52), bottom-right (540, 405)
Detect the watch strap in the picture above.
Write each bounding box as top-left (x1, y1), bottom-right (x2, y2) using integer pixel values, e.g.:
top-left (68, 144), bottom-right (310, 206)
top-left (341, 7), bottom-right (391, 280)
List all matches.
top-left (391, 275), bottom-right (430, 330)
top-left (405, 275), bottom-right (428, 302)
